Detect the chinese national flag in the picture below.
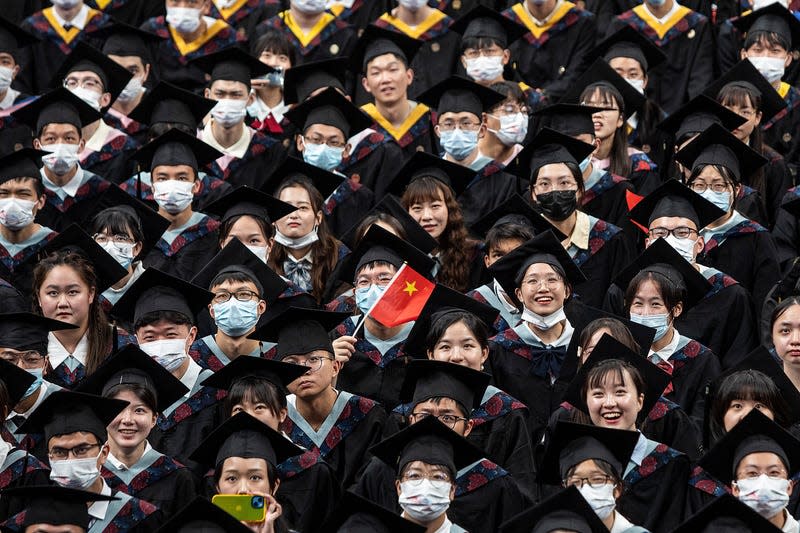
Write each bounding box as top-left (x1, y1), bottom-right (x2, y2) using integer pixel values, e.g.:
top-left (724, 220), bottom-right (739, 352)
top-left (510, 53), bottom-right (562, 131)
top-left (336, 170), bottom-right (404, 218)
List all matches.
top-left (626, 190), bottom-right (648, 234)
top-left (368, 264), bottom-right (435, 327)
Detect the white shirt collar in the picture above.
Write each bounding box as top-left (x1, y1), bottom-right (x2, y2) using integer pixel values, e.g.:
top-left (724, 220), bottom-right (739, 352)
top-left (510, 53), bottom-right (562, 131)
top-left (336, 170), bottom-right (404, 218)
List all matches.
top-left (643, 0), bottom-right (681, 24)
top-left (287, 251), bottom-right (313, 264)
top-left (0, 88), bottom-right (19, 110)
top-left (648, 330), bottom-right (682, 368)
top-left (609, 510), bottom-right (636, 533)
top-left (47, 331), bottom-right (89, 369)
top-left (107, 441), bottom-right (153, 471)
top-left (200, 122), bottom-right (252, 158)
top-left (179, 359), bottom-right (202, 397)
top-left (85, 119), bottom-right (113, 153)
top-left (524, 0), bottom-right (564, 24)
top-left (782, 509), bottom-right (799, 533)
top-left (41, 165), bottom-right (86, 199)
top-left (248, 97), bottom-right (289, 123)
top-left (52, 3), bottom-right (91, 29)
top-left (88, 479), bottom-right (113, 521)
top-left (630, 432), bottom-right (649, 467)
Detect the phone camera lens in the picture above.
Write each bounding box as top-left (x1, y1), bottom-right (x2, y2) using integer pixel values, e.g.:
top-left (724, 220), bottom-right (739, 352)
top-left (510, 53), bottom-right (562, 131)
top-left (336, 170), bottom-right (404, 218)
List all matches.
top-left (252, 496), bottom-right (265, 509)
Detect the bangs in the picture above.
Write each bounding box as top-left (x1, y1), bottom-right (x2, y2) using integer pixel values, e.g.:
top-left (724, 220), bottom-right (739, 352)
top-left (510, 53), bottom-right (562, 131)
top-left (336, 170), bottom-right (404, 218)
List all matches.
top-left (580, 84), bottom-right (623, 114)
top-left (402, 176), bottom-right (448, 207)
top-left (91, 208), bottom-right (142, 241)
top-left (587, 366), bottom-right (628, 391)
top-left (718, 84), bottom-right (757, 111)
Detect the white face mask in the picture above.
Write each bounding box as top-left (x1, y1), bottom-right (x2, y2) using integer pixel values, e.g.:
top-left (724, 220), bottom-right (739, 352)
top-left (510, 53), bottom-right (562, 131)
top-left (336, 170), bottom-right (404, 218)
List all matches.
top-left (753, 0), bottom-right (789, 9)
top-left (748, 56), bottom-right (786, 84)
top-left (398, 479), bottom-right (452, 523)
top-left (0, 66), bottom-right (14, 92)
top-left (398, 0), bottom-right (428, 11)
top-left (139, 338), bottom-right (188, 372)
top-left (465, 55), bottom-right (504, 83)
top-left (292, 0), bottom-right (327, 14)
top-left (489, 112), bottom-right (528, 146)
top-left (100, 240), bottom-right (135, 269)
top-left (579, 482), bottom-right (616, 520)
top-left (0, 198), bottom-right (36, 231)
top-left (41, 143), bottom-right (81, 175)
top-left (152, 180), bottom-right (194, 214)
top-left (166, 6), bottom-right (202, 34)
top-left (116, 77), bottom-right (144, 103)
top-left (521, 306), bottom-right (566, 330)
top-left (211, 98), bottom-right (248, 128)
top-left (50, 451), bottom-right (102, 489)
top-left (273, 227), bottom-right (319, 249)
top-left (625, 77), bottom-right (645, 95)
top-left (663, 234), bottom-right (697, 263)
top-left (70, 87), bottom-right (102, 111)
top-left (736, 474), bottom-right (791, 519)
top-left (51, 0), bottom-right (81, 8)
top-left (245, 244), bottom-right (269, 263)
top-left (216, 0), bottom-right (239, 7)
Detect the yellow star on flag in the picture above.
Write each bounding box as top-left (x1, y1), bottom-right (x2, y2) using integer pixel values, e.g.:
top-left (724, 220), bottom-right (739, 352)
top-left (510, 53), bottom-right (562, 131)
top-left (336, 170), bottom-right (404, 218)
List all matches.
top-left (403, 281), bottom-right (418, 296)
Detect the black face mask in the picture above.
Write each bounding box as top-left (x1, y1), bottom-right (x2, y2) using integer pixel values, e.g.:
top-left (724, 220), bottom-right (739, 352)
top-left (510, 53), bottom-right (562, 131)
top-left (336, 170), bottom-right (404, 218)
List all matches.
top-left (535, 190), bottom-right (578, 221)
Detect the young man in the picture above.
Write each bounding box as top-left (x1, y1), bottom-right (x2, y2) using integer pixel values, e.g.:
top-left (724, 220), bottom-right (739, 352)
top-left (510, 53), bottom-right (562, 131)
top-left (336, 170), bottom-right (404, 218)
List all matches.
top-left (0, 17), bottom-right (38, 113)
top-left (0, 486), bottom-right (119, 533)
top-left (208, 0), bottom-right (281, 39)
top-left (132, 129), bottom-right (223, 279)
top-left (85, 0), bottom-right (164, 26)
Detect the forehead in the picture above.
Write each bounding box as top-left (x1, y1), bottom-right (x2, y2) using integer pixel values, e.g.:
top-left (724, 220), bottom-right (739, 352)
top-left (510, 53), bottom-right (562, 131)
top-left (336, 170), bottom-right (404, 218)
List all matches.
top-left (305, 123), bottom-right (345, 139)
top-left (279, 185), bottom-right (312, 204)
top-left (522, 262), bottom-right (559, 277)
top-left (536, 162), bottom-right (574, 181)
top-left (48, 431), bottom-right (97, 447)
top-left (439, 111), bottom-right (480, 122)
top-left (697, 166), bottom-right (726, 182)
top-left (356, 262), bottom-right (397, 277)
top-left (40, 123), bottom-right (80, 138)
top-left (136, 319), bottom-right (191, 335)
top-left (737, 451), bottom-right (787, 470)
top-left (222, 456), bottom-right (269, 471)
top-left (0, 177), bottom-right (39, 191)
top-left (66, 69), bottom-right (103, 83)
top-left (608, 56), bottom-right (644, 71)
top-left (366, 53), bottom-right (405, 70)
top-left (413, 397), bottom-right (459, 412)
top-left (649, 216), bottom-right (697, 230)
top-left (211, 278), bottom-right (259, 292)
top-left (210, 79), bottom-right (248, 93)
top-left (153, 164), bottom-right (195, 175)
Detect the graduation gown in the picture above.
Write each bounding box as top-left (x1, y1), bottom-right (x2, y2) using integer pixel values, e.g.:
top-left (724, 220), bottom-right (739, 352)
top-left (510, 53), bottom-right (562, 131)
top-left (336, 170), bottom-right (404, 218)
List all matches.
top-left (253, 11), bottom-right (357, 66)
top-left (736, 183), bottom-right (769, 229)
top-left (102, 445), bottom-right (197, 520)
top-left (328, 0), bottom-right (390, 30)
top-left (758, 147), bottom-right (793, 229)
top-left (338, 129), bottom-right (404, 202)
top-left (119, 171), bottom-right (232, 213)
top-left (208, 0), bottom-right (282, 39)
top-left (626, 151), bottom-right (662, 196)
top-left (188, 334), bottom-right (271, 372)
top-left (0, 227), bottom-right (57, 303)
top-left (79, 122), bottom-right (140, 183)
top-left (321, 175), bottom-right (375, 241)
top-left (281, 390), bottom-right (386, 488)
top-left (609, 5), bottom-right (714, 114)
top-left (143, 213), bottom-right (221, 280)
top-left (502, 1), bottom-right (597, 101)
top-left (275, 449), bottom-right (343, 532)
top-left (466, 282), bottom-right (521, 335)
top-left (458, 162), bottom-right (524, 228)
top-left (2, 382), bottom-right (62, 463)
top-left (360, 102), bottom-right (435, 161)
top-left (86, 0), bottom-right (163, 26)
top-left (0, 448), bottom-right (50, 522)
top-left (45, 328), bottom-right (136, 389)
top-left (773, 186), bottom-right (800, 272)
top-left (35, 169), bottom-right (111, 233)
top-left (204, 128), bottom-right (285, 190)
top-left (581, 167), bottom-right (635, 228)
top-left (104, 109), bottom-right (148, 148)
top-left (762, 82), bottom-right (800, 178)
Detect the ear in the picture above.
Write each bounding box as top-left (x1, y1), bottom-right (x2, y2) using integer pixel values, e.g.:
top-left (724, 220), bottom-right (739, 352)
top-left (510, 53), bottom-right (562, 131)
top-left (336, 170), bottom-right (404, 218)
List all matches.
top-left (271, 477), bottom-right (281, 494)
top-left (786, 54), bottom-right (793, 68)
top-left (186, 326), bottom-right (198, 348)
top-left (33, 138), bottom-right (42, 150)
top-left (502, 49), bottom-right (511, 65)
top-left (246, 92), bottom-right (255, 107)
top-left (208, 303), bottom-right (216, 320)
top-left (480, 346), bottom-right (489, 366)
top-left (295, 134), bottom-right (305, 153)
top-left (449, 482), bottom-right (456, 500)
top-left (644, 236), bottom-right (651, 248)
top-left (460, 55), bottom-right (468, 69)
top-left (204, 87), bottom-right (212, 99)
top-left (426, 348), bottom-right (435, 360)
top-left (142, 64), bottom-right (151, 83)
top-left (642, 74), bottom-right (648, 90)
top-left (132, 242), bottom-right (143, 259)
top-left (636, 392), bottom-right (645, 413)
top-left (11, 65), bottom-right (19, 78)
top-left (694, 235), bottom-right (705, 257)
top-left (406, 67), bottom-right (414, 87)
top-left (78, 139), bottom-right (86, 152)
top-left (360, 75), bottom-right (372, 95)
top-left (34, 195), bottom-right (46, 212)
top-left (330, 358), bottom-right (342, 379)
top-left (343, 143), bottom-right (352, 159)
top-left (87, 286), bottom-right (96, 305)
top-left (257, 299), bottom-right (267, 315)
top-left (97, 442), bottom-right (110, 468)
top-left (514, 287), bottom-right (523, 304)
top-left (278, 407), bottom-right (287, 424)
top-left (463, 419), bottom-right (475, 437)
top-left (740, 49), bottom-right (748, 60)
top-left (314, 210), bottom-right (323, 227)
top-left (100, 93), bottom-right (112, 109)
top-left (732, 481), bottom-right (740, 497)
top-left (192, 177), bottom-right (202, 195)
top-left (671, 302), bottom-right (683, 319)
top-left (483, 254), bottom-right (491, 268)
top-left (754, 110), bottom-right (763, 127)
top-left (395, 479), bottom-right (402, 496)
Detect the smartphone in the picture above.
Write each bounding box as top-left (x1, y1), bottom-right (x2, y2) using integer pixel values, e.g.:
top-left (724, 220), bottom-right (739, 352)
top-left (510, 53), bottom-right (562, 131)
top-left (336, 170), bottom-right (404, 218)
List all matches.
top-left (212, 494), bottom-right (266, 523)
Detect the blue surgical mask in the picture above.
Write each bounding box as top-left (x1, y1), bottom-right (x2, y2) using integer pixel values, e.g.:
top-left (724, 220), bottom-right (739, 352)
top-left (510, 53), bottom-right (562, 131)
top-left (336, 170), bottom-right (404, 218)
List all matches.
top-left (630, 312), bottom-right (671, 341)
top-left (22, 368), bottom-right (43, 399)
top-left (303, 140), bottom-right (344, 171)
top-left (579, 155), bottom-right (592, 173)
top-left (439, 128), bottom-right (478, 161)
top-left (213, 299), bottom-right (260, 337)
top-left (355, 284), bottom-right (386, 314)
top-left (700, 189), bottom-right (731, 212)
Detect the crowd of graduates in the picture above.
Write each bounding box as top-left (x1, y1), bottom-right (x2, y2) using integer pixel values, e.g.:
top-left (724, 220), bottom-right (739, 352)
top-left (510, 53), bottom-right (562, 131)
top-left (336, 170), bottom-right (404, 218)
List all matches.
top-left (4, 0), bottom-right (800, 532)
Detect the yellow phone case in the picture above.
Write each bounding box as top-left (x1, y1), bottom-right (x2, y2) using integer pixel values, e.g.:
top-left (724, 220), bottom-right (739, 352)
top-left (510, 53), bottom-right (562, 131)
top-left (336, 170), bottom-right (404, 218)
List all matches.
top-left (211, 494), bottom-right (267, 522)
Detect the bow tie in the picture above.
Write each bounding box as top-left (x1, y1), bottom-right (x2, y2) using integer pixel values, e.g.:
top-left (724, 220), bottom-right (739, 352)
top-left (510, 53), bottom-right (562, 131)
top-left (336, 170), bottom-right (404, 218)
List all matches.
top-left (284, 259), bottom-right (313, 292)
top-left (528, 346), bottom-right (567, 380)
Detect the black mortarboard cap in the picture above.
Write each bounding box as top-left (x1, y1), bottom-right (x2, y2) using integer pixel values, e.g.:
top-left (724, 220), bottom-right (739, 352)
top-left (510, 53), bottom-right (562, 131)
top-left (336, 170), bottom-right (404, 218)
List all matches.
top-left (671, 493), bottom-right (783, 533)
top-left (470, 192), bottom-right (566, 240)
top-left (132, 128), bottom-right (223, 172)
top-left (16, 390), bottom-right (128, 444)
top-left (562, 333), bottom-right (671, 421)
top-left (417, 76), bottom-right (506, 117)
top-left (338, 224), bottom-right (436, 284)
top-left (0, 357), bottom-right (35, 408)
top-left (674, 122), bottom-right (768, 182)
top-left (320, 491), bottom-right (426, 533)
top-left (191, 239), bottom-right (287, 303)
top-left (506, 127), bottom-right (596, 184)
top-left (533, 102), bottom-right (607, 137)
top-left (628, 179), bottom-right (726, 230)
top-left (110, 268), bottom-right (214, 326)
top-left (2, 486), bottom-right (117, 530)
top-left (340, 194), bottom-right (439, 254)
top-left (591, 25), bottom-right (667, 72)
top-left (191, 45), bottom-right (273, 89)
top-left (656, 94), bottom-right (747, 141)
top-left (0, 312), bottom-right (76, 356)
top-left (702, 59), bottom-right (787, 124)
top-left (449, 4), bottom-right (527, 47)
top-left (283, 58), bottom-right (349, 105)
top-left (38, 223), bottom-right (128, 293)
top-left (400, 360), bottom-right (491, 413)
top-left (75, 344), bottom-right (189, 411)
top-left (155, 497), bottom-right (253, 533)
top-left (200, 356), bottom-right (308, 395)
top-left (0, 148), bottom-right (48, 186)
top-left (87, 184), bottom-right (170, 258)
top-left (51, 41), bottom-right (133, 109)
top-left (13, 87), bottom-right (101, 135)
top-left (700, 409), bottom-right (800, 485)
top-left (128, 81), bottom-right (217, 129)
top-left (249, 307), bottom-right (349, 359)
top-left (559, 58), bottom-right (646, 116)
top-left (386, 150), bottom-right (476, 199)
top-left (89, 22), bottom-right (165, 60)
top-left (499, 486), bottom-right (608, 533)
top-left (0, 15), bottom-right (39, 57)
top-left (351, 24), bottom-right (423, 73)
top-left (265, 156), bottom-right (343, 200)
top-left (403, 283), bottom-right (499, 357)
top-left (284, 86), bottom-right (373, 138)
top-left (489, 230), bottom-right (586, 308)
top-left (203, 185), bottom-right (297, 225)
top-left (733, 3), bottom-right (800, 48)
top-left (539, 420), bottom-right (639, 485)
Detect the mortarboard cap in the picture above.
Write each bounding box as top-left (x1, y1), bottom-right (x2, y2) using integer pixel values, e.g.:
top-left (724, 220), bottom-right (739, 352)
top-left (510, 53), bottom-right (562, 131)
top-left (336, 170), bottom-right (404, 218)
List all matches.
top-left (52, 41), bottom-right (133, 110)
top-left (200, 356), bottom-right (308, 395)
top-left (417, 76), bottom-right (506, 117)
top-left (591, 25), bottom-right (667, 72)
top-left (400, 360), bottom-right (491, 413)
top-left (628, 179), bottom-right (726, 230)
top-left (264, 156), bottom-right (344, 200)
top-left (155, 497), bottom-right (253, 533)
top-left (674, 122), bottom-right (768, 183)
top-left (0, 15), bottom-right (39, 58)
top-left (449, 4), bottom-right (527, 48)
top-left (128, 81), bottom-right (217, 129)
top-left (533, 102), bottom-right (607, 137)
top-left (2, 486), bottom-right (117, 531)
top-left (656, 94), bottom-right (747, 141)
top-left (0, 148), bottom-right (48, 186)
top-left (671, 493), bottom-right (782, 533)
top-left (733, 3), bottom-right (800, 48)
top-left (506, 127), bottom-right (596, 184)
top-left (284, 86), bottom-right (373, 138)
top-left (0, 357), bottom-right (36, 408)
top-left (559, 58), bottom-right (647, 117)
top-left (75, 344), bottom-right (189, 411)
top-left (13, 87), bottom-right (101, 135)
top-left (320, 491), bottom-right (427, 533)
top-left (132, 128), bottom-right (223, 173)
top-left (386, 150), bottom-right (476, 199)
top-left (89, 22), bottom-right (165, 60)
top-left (283, 58), bottom-right (349, 105)
top-left (499, 486), bottom-right (608, 533)
top-left (0, 312), bottom-right (76, 357)
top-left (470, 192), bottom-right (566, 240)
top-left (192, 45), bottom-right (273, 90)
top-left (351, 24), bottom-right (423, 73)
top-left (338, 224), bottom-right (436, 284)
top-left (203, 185), bottom-right (297, 225)
top-left (702, 59), bottom-right (787, 124)
top-left (249, 307), bottom-right (349, 360)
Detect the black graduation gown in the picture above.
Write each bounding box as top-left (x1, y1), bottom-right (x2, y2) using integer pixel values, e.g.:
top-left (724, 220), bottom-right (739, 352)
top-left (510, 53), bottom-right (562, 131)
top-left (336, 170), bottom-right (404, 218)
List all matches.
top-left (252, 11), bottom-right (357, 67)
top-left (502, 2), bottom-right (598, 101)
top-left (581, 168), bottom-right (635, 228)
top-left (203, 129), bottom-right (286, 190)
top-left (142, 213), bottom-right (221, 280)
top-left (0, 229), bottom-right (57, 306)
top-left (338, 130), bottom-right (404, 203)
top-left (5, 0), bottom-right (44, 24)
top-left (330, 0), bottom-right (390, 30)
top-left (208, 0), bottom-right (281, 40)
top-left (458, 162), bottom-right (524, 228)
top-left (79, 123), bottom-right (140, 183)
top-left (432, 0), bottom-right (510, 20)
top-left (0, 113), bottom-right (33, 159)
top-left (360, 102), bottom-right (435, 161)
top-left (87, 0), bottom-right (164, 26)
top-left (35, 170), bottom-right (111, 233)
top-left (762, 83), bottom-right (800, 178)
top-left (609, 5), bottom-right (714, 114)
top-left (0, 449), bottom-right (50, 523)
top-left (275, 452), bottom-right (343, 533)
top-left (324, 180), bottom-right (375, 241)
top-left (759, 147), bottom-right (793, 229)
top-left (773, 187), bottom-right (800, 272)
top-left (626, 151), bottom-right (663, 196)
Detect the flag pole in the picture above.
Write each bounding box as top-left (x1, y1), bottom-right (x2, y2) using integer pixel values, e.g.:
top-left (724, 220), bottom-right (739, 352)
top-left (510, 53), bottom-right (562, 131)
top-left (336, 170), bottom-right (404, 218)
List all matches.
top-left (353, 263), bottom-right (408, 337)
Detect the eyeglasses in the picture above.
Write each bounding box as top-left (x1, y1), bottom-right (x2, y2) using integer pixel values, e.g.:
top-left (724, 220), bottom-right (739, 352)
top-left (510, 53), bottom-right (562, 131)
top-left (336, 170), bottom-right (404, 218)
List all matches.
top-left (522, 276), bottom-right (563, 289)
top-left (283, 355), bottom-right (332, 372)
top-left (462, 47), bottom-right (504, 60)
top-left (63, 77), bottom-right (103, 92)
top-left (303, 136), bottom-right (346, 149)
top-left (648, 227), bottom-right (698, 239)
top-left (354, 277), bottom-right (393, 289)
top-left (689, 181), bottom-right (730, 193)
top-left (533, 180), bottom-right (578, 193)
top-left (409, 412), bottom-right (468, 429)
top-left (93, 233), bottom-right (135, 245)
top-left (0, 350), bottom-right (44, 368)
top-left (212, 290), bottom-right (260, 304)
top-left (438, 119), bottom-right (481, 132)
top-left (400, 471), bottom-right (453, 485)
top-left (564, 474), bottom-right (612, 489)
top-left (49, 443), bottom-right (100, 460)
top-left (490, 104), bottom-right (530, 116)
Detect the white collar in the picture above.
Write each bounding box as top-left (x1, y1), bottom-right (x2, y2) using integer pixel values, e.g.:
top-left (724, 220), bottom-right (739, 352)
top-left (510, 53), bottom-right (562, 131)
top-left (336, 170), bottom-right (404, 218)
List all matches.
top-left (179, 359), bottom-right (202, 397)
top-left (524, 0), bottom-right (564, 24)
top-left (107, 441), bottom-right (153, 471)
top-left (248, 97), bottom-right (289, 123)
top-left (88, 479), bottom-right (113, 521)
top-left (47, 331), bottom-right (89, 369)
top-left (609, 510), bottom-right (636, 533)
top-left (326, 0), bottom-right (356, 7)
top-left (85, 119), bottom-right (114, 153)
top-left (0, 88), bottom-right (19, 110)
top-left (52, 3), bottom-right (91, 29)
top-left (630, 432), bottom-right (649, 467)
top-left (200, 122), bottom-right (252, 158)
top-left (782, 509), bottom-right (800, 533)
top-left (648, 330), bottom-right (682, 367)
top-left (643, 1), bottom-right (681, 24)
top-left (286, 251), bottom-right (313, 264)
top-left (493, 279), bottom-right (520, 314)
top-left (41, 165), bottom-right (86, 199)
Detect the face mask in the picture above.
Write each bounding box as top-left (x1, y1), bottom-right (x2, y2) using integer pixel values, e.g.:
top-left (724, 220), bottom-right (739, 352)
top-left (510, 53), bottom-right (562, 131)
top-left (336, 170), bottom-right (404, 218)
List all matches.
top-left (647, 0), bottom-right (666, 6)
top-left (535, 190), bottom-right (578, 221)
top-left (736, 474), bottom-right (790, 519)
top-left (439, 128), bottom-right (478, 161)
top-left (521, 306), bottom-right (566, 330)
top-left (399, 0), bottom-right (428, 10)
top-left (302, 140), bottom-right (344, 171)
top-left (465, 55), bottom-right (504, 83)
top-left (100, 241), bottom-right (135, 269)
top-left (398, 479), bottom-right (452, 523)
top-left (41, 143), bottom-right (80, 176)
top-left (213, 299), bottom-right (260, 337)
top-left (579, 483), bottom-right (616, 520)
top-left (216, 0), bottom-right (238, 7)
top-left (50, 452), bottom-right (102, 489)
top-left (116, 77), bottom-right (144, 103)
top-left (70, 87), bottom-right (102, 111)
top-left (152, 180), bottom-right (194, 214)
top-left (630, 312), bottom-right (671, 341)
top-left (355, 284), bottom-right (386, 314)
top-left (625, 78), bottom-right (645, 95)
top-left (139, 338), bottom-right (188, 372)
top-left (22, 368), bottom-right (43, 400)
top-left (245, 245), bottom-right (269, 263)
top-left (748, 56), bottom-right (786, 84)
top-left (0, 66), bottom-right (13, 92)
top-left (579, 155), bottom-right (592, 173)
top-left (292, 0), bottom-right (327, 14)
top-left (489, 112), bottom-right (528, 146)
top-left (166, 6), bottom-right (202, 34)
top-left (663, 234), bottom-right (696, 263)
top-left (273, 227), bottom-right (319, 249)
top-left (753, 0), bottom-right (789, 8)
top-left (530, 0), bottom-right (547, 4)
top-left (263, 69), bottom-right (284, 88)
top-left (51, 0), bottom-right (81, 8)
top-left (699, 189), bottom-right (731, 212)
top-left (211, 98), bottom-right (248, 128)
top-left (0, 198), bottom-right (36, 230)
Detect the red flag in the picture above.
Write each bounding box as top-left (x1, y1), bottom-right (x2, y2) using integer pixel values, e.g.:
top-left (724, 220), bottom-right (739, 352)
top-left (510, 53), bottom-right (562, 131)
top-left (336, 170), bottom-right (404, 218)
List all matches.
top-left (367, 264), bottom-right (435, 327)
top-left (625, 190), bottom-right (648, 234)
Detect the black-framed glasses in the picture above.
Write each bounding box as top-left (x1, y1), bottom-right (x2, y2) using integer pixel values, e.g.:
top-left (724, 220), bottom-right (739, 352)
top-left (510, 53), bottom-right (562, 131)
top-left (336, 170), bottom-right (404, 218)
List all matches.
top-left (0, 350), bottom-right (44, 368)
top-left (49, 443), bottom-right (101, 460)
top-left (648, 226), bottom-right (698, 239)
top-left (409, 412), bottom-right (468, 428)
top-left (564, 474), bottom-right (612, 489)
top-left (282, 355), bottom-right (333, 372)
top-left (212, 289), bottom-right (260, 304)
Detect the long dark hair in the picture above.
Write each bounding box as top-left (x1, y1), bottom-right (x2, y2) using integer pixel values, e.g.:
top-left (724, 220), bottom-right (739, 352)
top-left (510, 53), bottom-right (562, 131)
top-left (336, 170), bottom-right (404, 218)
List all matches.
top-left (580, 83), bottom-right (632, 177)
top-left (91, 207), bottom-right (145, 261)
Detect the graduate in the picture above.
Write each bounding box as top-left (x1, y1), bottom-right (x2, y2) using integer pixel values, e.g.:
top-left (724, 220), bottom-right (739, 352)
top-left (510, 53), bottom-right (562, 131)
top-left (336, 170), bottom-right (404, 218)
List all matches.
top-left (251, 305), bottom-right (387, 488)
top-left (132, 129), bottom-right (224, 280)
top-left (153, 496), bottom-right (253, 532)
top-left (75, 345), bottom-right (196, 520)
top-left (500, 485), bottom-right (610, 533)
top-left (608, 0), bottom-right (715, 114)
top-left (85, 0), bottom-right (164, 26)
top-left (208, 0), bottom-right (281, 39)
top-left (110, 268), bottom-right (224, 478)
top-left (501, 0), bottom-right (598, 102)
top-left (671, 493), bottom-right (784, 533)
top-left (325, 0), bottom-right (390, 31)
top-left (0, 15), bottom-right (38, 113)
top-left (475, 81), bottom-right (531, 165)
top-left (13, 390), bottom-right (162, 531)
top-left (322, 491), bottom-right (426, 532)
top-left (0, 486), bottom-right (120, 533)
top-left (18, 0), bottom-right (110, 94)
top-left (139, 0), bottom-right (238, 94)
top-left (247, 28), bottom-right (295, 138)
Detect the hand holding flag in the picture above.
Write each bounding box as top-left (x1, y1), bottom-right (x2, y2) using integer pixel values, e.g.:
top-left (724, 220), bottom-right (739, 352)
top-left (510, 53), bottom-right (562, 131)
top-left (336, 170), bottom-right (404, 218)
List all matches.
top-left (357, 263), bottom-right (435, 330)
